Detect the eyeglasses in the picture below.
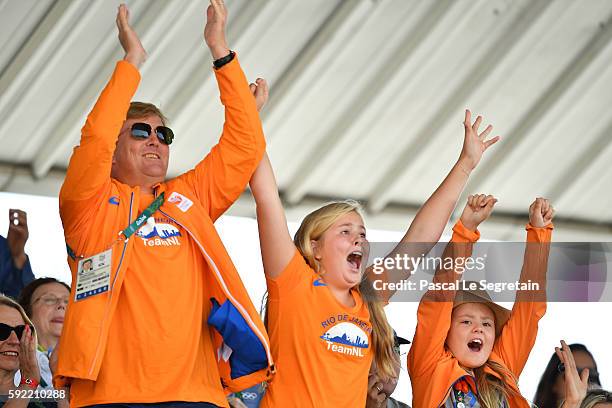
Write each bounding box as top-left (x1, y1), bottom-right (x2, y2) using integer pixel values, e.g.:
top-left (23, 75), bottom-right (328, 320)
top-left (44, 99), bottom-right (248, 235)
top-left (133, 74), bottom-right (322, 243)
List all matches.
top-left (33, 295), bottom-right (69, 307)
top-left (130, 122), bottom-right (174, 145)
top-left (558, 362), bottom-right (601, 384)
top-left (0, 323), bottom-right (34, 341)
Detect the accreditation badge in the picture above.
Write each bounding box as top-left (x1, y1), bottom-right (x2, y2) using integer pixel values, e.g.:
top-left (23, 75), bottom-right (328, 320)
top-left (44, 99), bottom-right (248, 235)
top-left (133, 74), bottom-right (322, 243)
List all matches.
top-left (74, 248), bottom-right (112, 301)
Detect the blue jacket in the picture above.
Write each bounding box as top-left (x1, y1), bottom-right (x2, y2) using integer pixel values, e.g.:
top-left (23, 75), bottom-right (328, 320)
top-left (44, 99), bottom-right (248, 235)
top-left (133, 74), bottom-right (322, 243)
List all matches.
top-left (0, 235), bottom-right (34, 298)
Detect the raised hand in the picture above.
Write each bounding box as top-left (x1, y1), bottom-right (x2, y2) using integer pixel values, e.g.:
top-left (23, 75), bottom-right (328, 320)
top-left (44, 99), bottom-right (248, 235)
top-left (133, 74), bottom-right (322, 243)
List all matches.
top-left (7, 209), bottom-right (28, 270)
top-left (116, 4), bottom-right (146, 68)
top-left (204, 0), bottom-right (230, 60)
top-left (249, 78), bottom-right (269, 112)
top-left (529, 197), bottom-right (554, 228)
top-left (458, 109), bottom-right (500, 172)
top-left (459, 194), bottom-right (497, 231)
top-left (18, 325), bottom-right (41, 385)
top-left (555, 340), bottom-right (589, 408)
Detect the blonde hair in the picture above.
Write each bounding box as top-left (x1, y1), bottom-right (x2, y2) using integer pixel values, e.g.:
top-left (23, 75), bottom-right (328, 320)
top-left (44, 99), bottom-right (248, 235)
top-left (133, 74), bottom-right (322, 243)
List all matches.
top-left (580, 389), bottom-right (612, 408)
top-left (127, 102), bottom-right (168, 125)
top-left (0, 295), bottom-right (37, 341)
top-left (293, 200), bottom-right (397, 381)
top-left (473, 360), bottom-right (518, 407)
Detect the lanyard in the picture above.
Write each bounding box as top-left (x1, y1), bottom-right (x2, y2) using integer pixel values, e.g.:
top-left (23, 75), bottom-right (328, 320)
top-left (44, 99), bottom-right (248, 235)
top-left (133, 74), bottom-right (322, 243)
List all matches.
top-left (120, 192), bottom-right (165, 240)
top-left (66, 192), bottom-right (165, 260)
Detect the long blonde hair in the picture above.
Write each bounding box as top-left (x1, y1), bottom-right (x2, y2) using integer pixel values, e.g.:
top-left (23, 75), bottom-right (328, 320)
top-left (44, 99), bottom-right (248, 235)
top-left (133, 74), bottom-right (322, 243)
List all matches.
top-left (293, 200), bottom-right (397, 381)
top-left (472, 360), bottom-right (519, 407)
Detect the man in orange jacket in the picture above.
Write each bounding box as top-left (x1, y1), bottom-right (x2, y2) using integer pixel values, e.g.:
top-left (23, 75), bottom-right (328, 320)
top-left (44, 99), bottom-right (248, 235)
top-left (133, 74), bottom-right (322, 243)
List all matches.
top-left (54, 2), bottom-right (273, 407)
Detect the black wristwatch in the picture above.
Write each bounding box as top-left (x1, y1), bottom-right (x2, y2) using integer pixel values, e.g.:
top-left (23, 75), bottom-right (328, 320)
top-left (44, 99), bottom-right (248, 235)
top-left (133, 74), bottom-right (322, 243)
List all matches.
top-left (213, 50), bottom-right (235, 69)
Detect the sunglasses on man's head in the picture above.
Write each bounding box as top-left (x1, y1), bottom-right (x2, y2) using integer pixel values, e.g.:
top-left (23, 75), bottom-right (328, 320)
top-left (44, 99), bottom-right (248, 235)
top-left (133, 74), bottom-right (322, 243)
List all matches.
top-left (130, 122), bottom-right (174, 145)
top-left (0, 323), bottom-right (34, 341)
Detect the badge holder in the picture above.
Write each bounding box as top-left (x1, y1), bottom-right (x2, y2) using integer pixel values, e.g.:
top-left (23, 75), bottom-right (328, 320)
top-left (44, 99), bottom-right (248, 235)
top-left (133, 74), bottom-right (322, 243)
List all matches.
top-left (73, 193), bottom-right (165, 301)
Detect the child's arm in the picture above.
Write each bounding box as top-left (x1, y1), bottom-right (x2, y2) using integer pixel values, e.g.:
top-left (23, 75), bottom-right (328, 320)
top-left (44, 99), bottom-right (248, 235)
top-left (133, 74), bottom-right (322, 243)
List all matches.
top-left (250, 153), bottom-right (297, 279)
top-left (246, 80), bottom-right (296, 280)
top-left (367, 111), bottom-right (499, 283)
top-left (493, 198), bottom-right (554, 377)
top-left (408, 195), bottom-right (495, 377)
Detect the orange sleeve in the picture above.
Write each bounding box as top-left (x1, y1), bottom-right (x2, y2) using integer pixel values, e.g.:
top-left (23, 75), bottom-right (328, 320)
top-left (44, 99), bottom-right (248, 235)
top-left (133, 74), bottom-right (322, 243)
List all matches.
top-left (266, 249), bottom-right (313, 299)
top-left (178, 55), bottom-right (266, 222)
top-left (59, 61), bottom-right (140, 235)
top-left (407, 220), bottom-right (480, 377)
top-left (492, 223), bottom-right (553, 377)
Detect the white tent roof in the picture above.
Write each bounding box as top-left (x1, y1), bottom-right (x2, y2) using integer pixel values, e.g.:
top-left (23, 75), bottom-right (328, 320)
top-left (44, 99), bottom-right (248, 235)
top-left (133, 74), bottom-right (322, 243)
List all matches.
top-left (1, 0), bottom-right (611, 240)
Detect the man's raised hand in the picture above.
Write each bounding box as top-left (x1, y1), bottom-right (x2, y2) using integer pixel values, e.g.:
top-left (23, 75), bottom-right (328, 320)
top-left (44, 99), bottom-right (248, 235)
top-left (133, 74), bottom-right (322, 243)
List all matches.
top-left (116, 4), bottom-right (146, 69)
top-left (204, 0), bottom-right (230, 60)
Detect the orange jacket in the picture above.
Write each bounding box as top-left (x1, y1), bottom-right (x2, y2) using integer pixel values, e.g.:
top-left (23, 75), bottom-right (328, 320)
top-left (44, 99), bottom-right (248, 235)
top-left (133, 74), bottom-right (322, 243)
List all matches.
top-left (55, 57), bottom-right (273, 392)
top-left (408, 221), bottom-right (553, 408)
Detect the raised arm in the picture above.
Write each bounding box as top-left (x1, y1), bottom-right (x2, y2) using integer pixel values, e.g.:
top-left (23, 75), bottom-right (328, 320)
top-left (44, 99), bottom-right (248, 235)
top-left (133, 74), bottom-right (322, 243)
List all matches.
top-left (408, 195), bottom-right (494, 376)
top-left (1, 210), bottom-right (34, 298)
top-left (369, 111), bottom-right (499, 281)
top-left (494, 197), bottom-right (554, 376)
top-left (246, 81), bottom-right (294, 279)
top-left (179, 1), bottom-right (266, 221)
top-left (250, 154), bottom-right (296, 279)
top-left (59, 4), bottom-right (143, 228)
top-left (555, 340), bottom-right (590, 408)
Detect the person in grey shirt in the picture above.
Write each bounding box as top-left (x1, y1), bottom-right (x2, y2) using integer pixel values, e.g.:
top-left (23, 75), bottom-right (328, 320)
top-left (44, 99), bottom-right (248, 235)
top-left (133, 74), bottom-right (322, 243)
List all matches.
top-left (367, 331), bottom-right (411, 408)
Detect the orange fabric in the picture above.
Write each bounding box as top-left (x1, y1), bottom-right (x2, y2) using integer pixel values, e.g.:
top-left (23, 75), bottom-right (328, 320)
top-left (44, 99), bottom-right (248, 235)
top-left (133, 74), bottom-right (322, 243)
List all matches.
top-left (261, 250), bottom-right (373, 407)
top-left (55, 57), bottom-right (272, 404)
top-left (69, 196), bottom-right (226, 407)
top-left (408, 220), bottom-right (553, 408)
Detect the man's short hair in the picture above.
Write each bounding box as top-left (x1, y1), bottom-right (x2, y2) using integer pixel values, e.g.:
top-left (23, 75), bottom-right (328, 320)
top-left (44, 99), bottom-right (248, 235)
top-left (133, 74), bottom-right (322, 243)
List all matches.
top-left (127, 102), bottom-right (168, 125)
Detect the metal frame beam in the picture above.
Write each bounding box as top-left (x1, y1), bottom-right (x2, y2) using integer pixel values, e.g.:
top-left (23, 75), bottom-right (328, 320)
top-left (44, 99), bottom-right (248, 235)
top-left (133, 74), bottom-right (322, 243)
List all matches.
top-left (453, 12), bottom-right (612, 219)
top-left (283, 0), bottom-right (460, 205)
top-left (367, 0), bottom-right (552, 213)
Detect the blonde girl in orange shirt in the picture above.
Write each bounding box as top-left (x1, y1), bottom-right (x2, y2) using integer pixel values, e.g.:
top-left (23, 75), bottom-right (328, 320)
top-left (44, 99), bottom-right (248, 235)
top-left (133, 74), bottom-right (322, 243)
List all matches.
top-left (250, 89), bottom-right (500, 406)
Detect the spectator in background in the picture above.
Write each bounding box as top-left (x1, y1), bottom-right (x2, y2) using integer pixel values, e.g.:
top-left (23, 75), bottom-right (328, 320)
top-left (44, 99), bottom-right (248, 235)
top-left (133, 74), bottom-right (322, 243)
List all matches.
top-left (18, 278), bottom-right (70, 390)
top-left (367, 331), bottom-right (411, 408)
top-left (0, 295), bottom-right (40, 407)
top-left (581, 389), bottom-right (612, 408)
top-left (533, 342), bottom-right (601, 408)
top-left (1, 210), bottom-right (34, 299)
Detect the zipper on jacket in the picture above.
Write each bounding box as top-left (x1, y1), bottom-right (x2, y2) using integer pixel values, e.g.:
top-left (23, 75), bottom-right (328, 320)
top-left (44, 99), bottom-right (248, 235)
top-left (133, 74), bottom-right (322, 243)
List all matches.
top-left (88, 191), bottom-right (134, 376)
top-left (159, 208), bottom-right (275, 369)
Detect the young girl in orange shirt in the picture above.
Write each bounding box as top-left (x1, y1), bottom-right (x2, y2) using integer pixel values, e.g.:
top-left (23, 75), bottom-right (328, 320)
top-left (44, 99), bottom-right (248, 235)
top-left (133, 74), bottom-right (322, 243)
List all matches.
top-left (408, 195), bottom-right (554, 408)
top-left (250, 88), bottom-right (500, 405)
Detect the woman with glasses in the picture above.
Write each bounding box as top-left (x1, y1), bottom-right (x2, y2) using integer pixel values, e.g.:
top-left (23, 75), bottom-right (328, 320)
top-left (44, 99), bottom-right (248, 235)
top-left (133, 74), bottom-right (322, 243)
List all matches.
top-left (18, 278), bottom-right (70, 392)
top-left (533, 341), bottom-right (601, 408)
top-left (0, 294), bottom-right (40, 407)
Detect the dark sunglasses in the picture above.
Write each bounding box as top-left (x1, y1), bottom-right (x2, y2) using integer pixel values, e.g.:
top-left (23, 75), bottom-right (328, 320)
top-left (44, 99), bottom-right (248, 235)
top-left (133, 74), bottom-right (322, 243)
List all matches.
top-left (131, 122), bottom-right (174, 145)
top-left (558, 362), bottom-right (601, 384)
top-left (0, 323), bottom-right (34, 341)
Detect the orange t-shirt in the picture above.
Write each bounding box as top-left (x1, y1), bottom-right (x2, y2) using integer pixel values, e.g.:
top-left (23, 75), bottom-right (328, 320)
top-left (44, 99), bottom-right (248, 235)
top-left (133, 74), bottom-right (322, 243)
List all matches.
top-left (70, 195), bottom-right (228, 407)
top-left (261, 250), bottom-right (373, 407)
